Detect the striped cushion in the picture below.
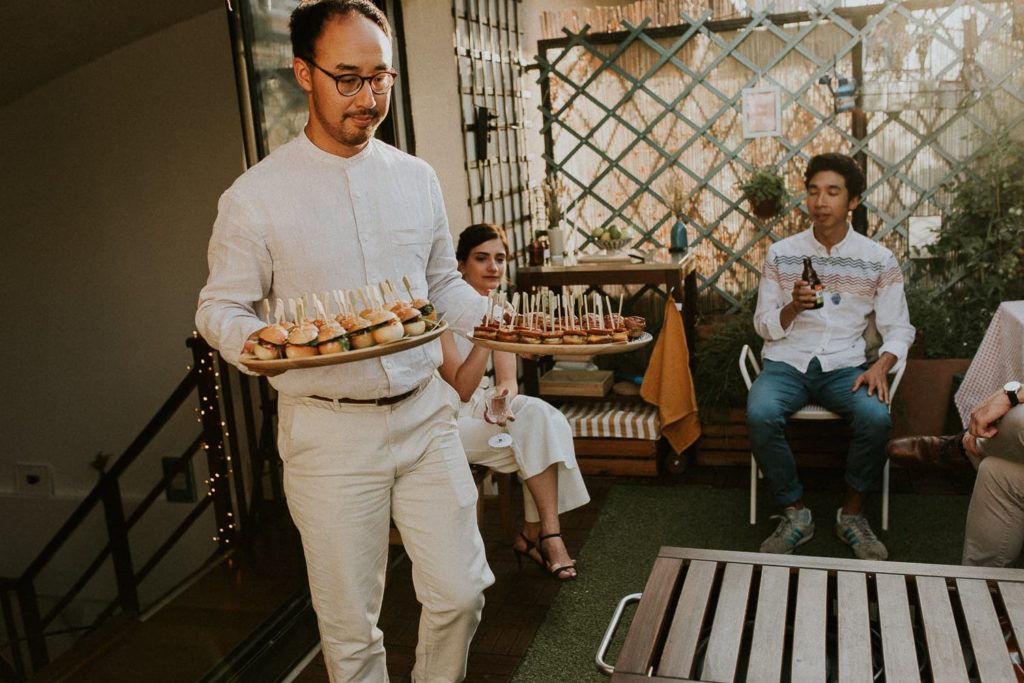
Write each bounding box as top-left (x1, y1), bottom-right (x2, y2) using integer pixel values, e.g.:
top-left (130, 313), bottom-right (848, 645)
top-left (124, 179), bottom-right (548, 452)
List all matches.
top-left (559, 401), bottom-right (661, 440)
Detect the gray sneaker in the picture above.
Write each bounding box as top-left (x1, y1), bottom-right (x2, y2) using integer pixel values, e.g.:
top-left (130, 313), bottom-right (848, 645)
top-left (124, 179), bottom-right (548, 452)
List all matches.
top-left (760, 507), bottom-right (815, 554)
top-left (835, 508), bottom-right (888, 560)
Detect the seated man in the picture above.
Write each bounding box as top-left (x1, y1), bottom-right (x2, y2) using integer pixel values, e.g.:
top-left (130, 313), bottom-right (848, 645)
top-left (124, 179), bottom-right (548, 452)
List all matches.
top-left (887, 382), bottom-right (1024, 566)
top-left (748, 153), bottom-right (915, 559)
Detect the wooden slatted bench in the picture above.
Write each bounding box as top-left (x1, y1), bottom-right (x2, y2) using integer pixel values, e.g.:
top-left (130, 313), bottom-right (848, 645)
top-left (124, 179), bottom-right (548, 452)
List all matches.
top-left (598, 546), bottom-right (1024, 682)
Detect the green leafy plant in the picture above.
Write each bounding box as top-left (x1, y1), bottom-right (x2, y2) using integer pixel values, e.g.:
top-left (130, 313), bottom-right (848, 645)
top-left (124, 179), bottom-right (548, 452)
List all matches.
top-left (906, 135), bottom-right (1024, 358)
top-left (738, 167), bottom-right (790, 218)
top-left (691, 294), bottom-right (763, 412)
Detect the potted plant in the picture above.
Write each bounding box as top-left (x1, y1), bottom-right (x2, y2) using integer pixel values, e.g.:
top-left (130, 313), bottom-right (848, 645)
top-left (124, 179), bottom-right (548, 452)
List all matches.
top-left (738, 167), bottom-right (790, 219)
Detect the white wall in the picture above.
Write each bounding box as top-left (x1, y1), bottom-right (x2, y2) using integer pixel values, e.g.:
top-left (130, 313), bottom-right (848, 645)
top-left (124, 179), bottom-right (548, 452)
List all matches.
top-left (0, 7), bottom-right (241, 598)
top-left (401, 0), bottom-right (472, 232)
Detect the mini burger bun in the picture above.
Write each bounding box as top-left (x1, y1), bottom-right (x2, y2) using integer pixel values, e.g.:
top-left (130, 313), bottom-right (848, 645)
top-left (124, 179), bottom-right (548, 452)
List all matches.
top-left (397, 306), bottom-right (426, 336)
top-left (368, 310), bottom-right (404, 344)
top-left (285, 322), bottom-right (320, 358)
top-left (258, 324), bottom-right (288, 346)
top-left (412, 298), bottom-right (437, 321)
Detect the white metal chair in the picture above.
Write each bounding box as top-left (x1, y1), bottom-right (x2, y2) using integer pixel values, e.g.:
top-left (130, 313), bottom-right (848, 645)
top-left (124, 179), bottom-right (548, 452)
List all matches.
top-left (739, 343), bottom-right (905, 531)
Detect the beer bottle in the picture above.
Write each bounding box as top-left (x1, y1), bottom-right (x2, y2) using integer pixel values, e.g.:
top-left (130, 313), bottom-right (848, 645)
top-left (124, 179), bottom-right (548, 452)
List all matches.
top-left (802, 257), bottom-right (824, 309)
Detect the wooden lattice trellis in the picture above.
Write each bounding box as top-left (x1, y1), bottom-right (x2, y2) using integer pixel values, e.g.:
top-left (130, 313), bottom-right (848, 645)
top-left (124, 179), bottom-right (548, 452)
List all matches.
top-left (536, 0), bottom-right (1024, 313)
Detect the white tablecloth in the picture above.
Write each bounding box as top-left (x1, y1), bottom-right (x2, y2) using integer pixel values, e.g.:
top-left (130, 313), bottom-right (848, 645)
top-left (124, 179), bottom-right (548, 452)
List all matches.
top-left (955, 301), bottom-right (1024, 426)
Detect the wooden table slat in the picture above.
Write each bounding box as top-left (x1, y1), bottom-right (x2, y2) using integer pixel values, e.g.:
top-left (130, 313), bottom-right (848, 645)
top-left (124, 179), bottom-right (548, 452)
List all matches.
top-left (617, 557), bottom-right (685, 675)
top-left (837, 571), bottom-right (872, 683)
top-left (791, 568), bottom-right (828, 681)
top-left (875, 573), bottom-right (922, 683)
top-left (956, 578), bottom-right (1016, 683)
top-left (658, 560), bottom-right (717, 679)
top-left (916, 576), bottom-right (970, 683)
top-left (657, 546), bottom-right (1024, 582)
top-left (746, 565), bottom-right (791, 683)
top-left (701, 562), bottom-right (753, 683)
top-left (998, 581), bottom-right (1024, 666)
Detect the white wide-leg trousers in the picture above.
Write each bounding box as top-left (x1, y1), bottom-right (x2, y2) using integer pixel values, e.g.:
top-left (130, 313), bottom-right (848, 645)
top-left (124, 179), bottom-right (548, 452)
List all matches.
top-left (277, 376), bottom-right (494, 682)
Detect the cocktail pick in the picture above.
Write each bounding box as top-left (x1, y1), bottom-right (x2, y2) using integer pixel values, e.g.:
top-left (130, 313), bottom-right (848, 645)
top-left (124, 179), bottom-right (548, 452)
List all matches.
top-left (275, 298), bottom-right (285, 325)
top-left (402, 275), bottom-right (415, 300)
top-left (261, 298), bottom-right (271, 324)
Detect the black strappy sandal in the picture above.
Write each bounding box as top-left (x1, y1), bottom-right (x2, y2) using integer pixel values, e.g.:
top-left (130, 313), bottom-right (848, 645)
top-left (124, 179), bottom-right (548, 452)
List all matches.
top-left (538, 533), bottom-right (578, 581)
top-left (512, 532), bottom-right (544, 570)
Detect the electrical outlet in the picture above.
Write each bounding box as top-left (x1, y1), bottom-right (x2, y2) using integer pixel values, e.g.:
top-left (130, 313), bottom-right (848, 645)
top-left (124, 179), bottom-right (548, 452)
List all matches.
top-left (15, 463), bottom-right (53, 496)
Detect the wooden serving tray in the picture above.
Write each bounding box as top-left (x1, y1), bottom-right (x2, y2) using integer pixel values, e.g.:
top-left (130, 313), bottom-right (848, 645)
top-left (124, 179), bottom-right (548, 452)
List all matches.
top-left (460, 331), bottom-right (652, 356)
top-left (240, 321), bottom-right (446, 371)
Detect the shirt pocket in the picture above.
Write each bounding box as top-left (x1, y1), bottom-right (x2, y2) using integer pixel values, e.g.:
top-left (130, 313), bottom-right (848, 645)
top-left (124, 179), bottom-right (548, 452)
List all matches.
top-left (389, 225), bottom-right (431, 273)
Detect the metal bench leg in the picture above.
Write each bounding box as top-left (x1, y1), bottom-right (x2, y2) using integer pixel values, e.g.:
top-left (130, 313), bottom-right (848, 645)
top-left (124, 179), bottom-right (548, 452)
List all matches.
top-left (750, 454), bottom-right (757, 525)
top-left (882, 460), bottom-right (890, 531)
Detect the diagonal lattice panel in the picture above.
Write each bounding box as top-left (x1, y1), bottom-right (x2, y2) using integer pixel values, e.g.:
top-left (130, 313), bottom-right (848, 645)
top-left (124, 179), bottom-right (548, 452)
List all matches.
top-left (537, 0), bottom-right (1024, 313)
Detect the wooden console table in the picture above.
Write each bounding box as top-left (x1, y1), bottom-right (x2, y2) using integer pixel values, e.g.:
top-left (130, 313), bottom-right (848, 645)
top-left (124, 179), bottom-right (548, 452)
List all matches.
top-left (514, 253), bottom-right (697, 476)
top-left (599, 546), bottom-right (1024, 681)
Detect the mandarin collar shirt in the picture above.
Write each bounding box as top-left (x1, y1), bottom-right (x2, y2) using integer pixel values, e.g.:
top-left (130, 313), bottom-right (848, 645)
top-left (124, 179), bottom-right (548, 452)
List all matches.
top-left (753, 226), bottom-right (915, 373)
top-left (196, 134), bottom-right (485, 400)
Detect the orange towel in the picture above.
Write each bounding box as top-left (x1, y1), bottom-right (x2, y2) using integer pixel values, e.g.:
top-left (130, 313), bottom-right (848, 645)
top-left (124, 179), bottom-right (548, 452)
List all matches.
top-left (640, 297), bottom-right (700, 454)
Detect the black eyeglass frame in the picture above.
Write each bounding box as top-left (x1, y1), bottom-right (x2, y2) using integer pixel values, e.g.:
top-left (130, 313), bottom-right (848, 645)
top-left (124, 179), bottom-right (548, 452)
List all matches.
top-left (305, 59), bottom-right (398, 97)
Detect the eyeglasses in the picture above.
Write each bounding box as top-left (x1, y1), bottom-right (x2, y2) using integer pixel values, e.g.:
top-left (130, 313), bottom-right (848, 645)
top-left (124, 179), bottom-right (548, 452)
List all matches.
top-left (306, 59), bottom-right (397, 97)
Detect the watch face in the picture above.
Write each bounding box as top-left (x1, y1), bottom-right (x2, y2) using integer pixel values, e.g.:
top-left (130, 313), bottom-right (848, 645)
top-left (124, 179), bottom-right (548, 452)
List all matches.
top-left (1006, 381), bottom-right (1023, 393)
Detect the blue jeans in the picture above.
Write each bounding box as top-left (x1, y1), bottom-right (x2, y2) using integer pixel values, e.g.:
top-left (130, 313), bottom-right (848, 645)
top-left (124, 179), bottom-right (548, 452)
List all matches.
top-left (746, 358), bottom-right (891, 506)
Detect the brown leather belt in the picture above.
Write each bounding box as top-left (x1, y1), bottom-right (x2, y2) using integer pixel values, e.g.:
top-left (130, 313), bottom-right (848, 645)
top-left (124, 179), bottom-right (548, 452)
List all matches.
top-left (309, 386), bottom-right (418, 406)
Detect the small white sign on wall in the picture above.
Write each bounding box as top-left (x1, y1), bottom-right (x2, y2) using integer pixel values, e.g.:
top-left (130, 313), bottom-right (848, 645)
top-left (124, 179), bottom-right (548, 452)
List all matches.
top-left (909, 215), bottom-right (942, 258)
top-left (742, 86), bottom-right (782, 138)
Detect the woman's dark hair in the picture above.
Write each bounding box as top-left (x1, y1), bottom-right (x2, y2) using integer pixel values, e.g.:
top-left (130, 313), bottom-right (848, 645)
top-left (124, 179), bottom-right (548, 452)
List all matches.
top-left (804, 153), bottom-right (866, 200)
top-left (290, 0), bottom-right (391, 63)
top-left (456, 223), bottom-right (509, 263)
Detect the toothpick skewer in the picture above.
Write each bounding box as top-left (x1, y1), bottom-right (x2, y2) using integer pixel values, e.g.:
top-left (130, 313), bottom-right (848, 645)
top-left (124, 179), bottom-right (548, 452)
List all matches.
top-left (618, 292), bottom-right (624, 317)
top-left (402, 275), bottom-right (415, 301)
top-left (297, 298), bottom-right (306, 324)
top-left (261, 299), bottom-right (271, 324)
top-left (275, 298), bottom-right (285, 325)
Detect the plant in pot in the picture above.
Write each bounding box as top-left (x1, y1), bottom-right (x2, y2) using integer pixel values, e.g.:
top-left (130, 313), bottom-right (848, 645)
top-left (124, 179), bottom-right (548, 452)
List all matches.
top-left (738, 166), bottom-right (790, 219)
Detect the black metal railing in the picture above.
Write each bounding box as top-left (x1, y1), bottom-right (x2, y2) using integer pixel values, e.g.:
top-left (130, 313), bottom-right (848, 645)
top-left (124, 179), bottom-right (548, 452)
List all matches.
top-left (0, 336), bottom-right (281, 681)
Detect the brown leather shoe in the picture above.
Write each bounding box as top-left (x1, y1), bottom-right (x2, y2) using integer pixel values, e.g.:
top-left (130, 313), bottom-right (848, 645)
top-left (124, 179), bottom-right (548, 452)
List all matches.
top-left (885, 433), bottom-right (967, 468)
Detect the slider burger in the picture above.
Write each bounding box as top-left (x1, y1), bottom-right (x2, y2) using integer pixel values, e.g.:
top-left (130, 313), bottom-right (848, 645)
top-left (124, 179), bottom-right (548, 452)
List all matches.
top-left (316, 320), bottom-right (349, 355)
top-left (624, 316), bottom-right (647, 340)
top-left (285, 321), bottom-right (320, 359)
top-left (251, 323), bottom-right (289, 360)
top-left (518, 329), bottom-right (543, 345)
top-left (344, 316), bottom-right (377, 349)
top-left (561, 328), bottom-right (586, 345)
top-left (496, 327), bottom-right (521, 343)
top-left (585, 327), bottom-right (613, 344)
top-left (541, 330), bottom-right (564, 345)
top-left (396, 305), bottom-right (426, 337)
top-left (605, 313), bottom-right (625, 329)
top-left (610, 327), bottom-right (629, 343)
top-left (473, 324), bottom-right (497, 341)
top-left (368, 309), bottom-right (405, 344)
top-left (411, 298), bottom-right (436, 322)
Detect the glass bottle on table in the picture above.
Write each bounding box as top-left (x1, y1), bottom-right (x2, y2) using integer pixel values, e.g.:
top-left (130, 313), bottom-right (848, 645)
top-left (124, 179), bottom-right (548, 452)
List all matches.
top-left (528, 230), bottom-right (548, 266)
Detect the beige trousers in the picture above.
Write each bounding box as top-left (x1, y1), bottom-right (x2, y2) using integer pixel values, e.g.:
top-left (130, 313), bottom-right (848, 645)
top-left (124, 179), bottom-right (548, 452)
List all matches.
top-left (962, 405), bottom-right (1024, 566)
top-left (277, 375), bottom-right (494, 682)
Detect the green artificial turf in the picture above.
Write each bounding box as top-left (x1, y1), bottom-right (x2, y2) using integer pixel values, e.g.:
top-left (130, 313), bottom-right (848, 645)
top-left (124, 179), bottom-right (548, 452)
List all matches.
top-left (511, 484), bottom-right (970, 682)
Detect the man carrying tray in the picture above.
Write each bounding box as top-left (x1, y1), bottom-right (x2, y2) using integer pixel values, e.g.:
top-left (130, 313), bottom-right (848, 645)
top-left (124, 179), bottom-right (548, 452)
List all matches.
top-left (195, 2), bottom-right (491, 681)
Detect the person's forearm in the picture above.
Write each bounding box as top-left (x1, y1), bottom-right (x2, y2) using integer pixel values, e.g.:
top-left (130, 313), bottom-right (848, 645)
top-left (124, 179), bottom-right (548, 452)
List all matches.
top-left (778, 302), bottom-right (798, 330)
top-left (874, 351), bottom-right (897, 374)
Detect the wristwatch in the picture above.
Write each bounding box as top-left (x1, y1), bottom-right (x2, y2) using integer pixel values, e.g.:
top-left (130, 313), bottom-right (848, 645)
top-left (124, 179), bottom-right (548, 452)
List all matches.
top-left (1006, 381), bottom-right (1022, 407)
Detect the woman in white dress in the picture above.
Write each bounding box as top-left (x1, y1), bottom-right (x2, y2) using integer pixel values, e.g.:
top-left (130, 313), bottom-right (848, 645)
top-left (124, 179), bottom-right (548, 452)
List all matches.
top-left (439, 223), bottom-right (590, 581)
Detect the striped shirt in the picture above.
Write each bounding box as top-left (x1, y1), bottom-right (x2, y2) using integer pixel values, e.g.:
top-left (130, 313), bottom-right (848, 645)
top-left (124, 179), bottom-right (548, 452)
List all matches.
top-left (754, 227), bottom-right (915, 373)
